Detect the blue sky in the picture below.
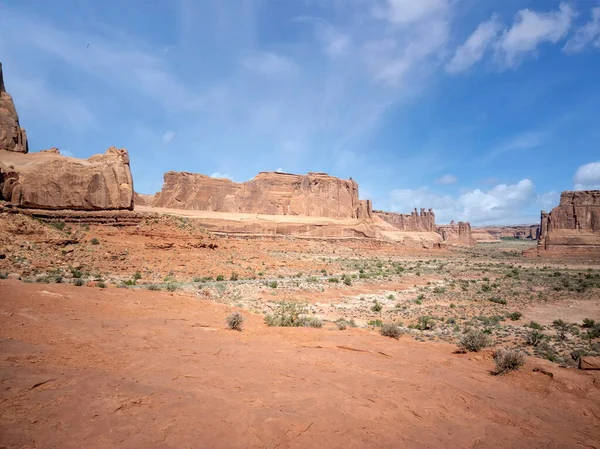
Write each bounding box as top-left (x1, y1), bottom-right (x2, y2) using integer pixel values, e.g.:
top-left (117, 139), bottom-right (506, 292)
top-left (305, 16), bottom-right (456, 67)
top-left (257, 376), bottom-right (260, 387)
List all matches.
top-left (1, 0), bottom-right (599, 225)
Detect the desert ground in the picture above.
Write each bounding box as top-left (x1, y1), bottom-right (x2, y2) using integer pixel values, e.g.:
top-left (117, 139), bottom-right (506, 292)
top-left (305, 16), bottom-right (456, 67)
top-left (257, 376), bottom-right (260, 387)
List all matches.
top-left (1, 212), bottom-right (600, 448)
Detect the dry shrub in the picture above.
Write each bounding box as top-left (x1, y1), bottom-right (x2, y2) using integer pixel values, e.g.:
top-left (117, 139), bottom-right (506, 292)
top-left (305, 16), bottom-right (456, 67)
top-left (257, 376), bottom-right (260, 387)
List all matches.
top-left (494, 349), bottom-right (525, 374)
top-left (458, 328), bottom-right (492, 352)
top-left (226, 312), bottom-right (244, 331)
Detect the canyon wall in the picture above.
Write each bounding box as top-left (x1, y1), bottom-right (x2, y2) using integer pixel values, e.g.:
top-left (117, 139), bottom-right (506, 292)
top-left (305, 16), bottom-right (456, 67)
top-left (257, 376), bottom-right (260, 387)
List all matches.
top-left (436, 221), bottom-right (475, 246)
top-left (0, 147), bottom-right (134, 211)
top-left (373, 209), bottom-right (436, 232)
top-left (474, 225), bottom-right (539, 241)
top-left (153, 171), bottom-right (372, 219)
top-left (527, 190), bottom-right (600, 258)
top-left (0, 63), bottom-right (28, 154)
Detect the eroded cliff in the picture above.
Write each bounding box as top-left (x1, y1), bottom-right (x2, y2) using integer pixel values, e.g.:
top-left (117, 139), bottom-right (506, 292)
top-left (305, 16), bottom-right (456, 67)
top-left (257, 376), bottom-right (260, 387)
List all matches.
top-left (153, 171), bottom-right (372, 219)
top-left (0, 62), bottom-right (28, 154)
top-left (529, 190), bottom-right (600, 258)
top-left (373, 209), bottom-right (436, 232)
top-left (0, 147), bottom-right (134, 210)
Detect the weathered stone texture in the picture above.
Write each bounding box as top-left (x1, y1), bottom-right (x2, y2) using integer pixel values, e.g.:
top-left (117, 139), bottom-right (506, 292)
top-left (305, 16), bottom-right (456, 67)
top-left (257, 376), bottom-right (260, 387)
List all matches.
top-left (0, 62), bottom-right (28, 154)
top-left (0, 147), bottom-right (134, 211)
top-left (373, 209), bottom-right (436, 232)
top-left (530, 190), bottom-right (600, 258)
top-left (436, 221), bottom-right (475, 246)
top-left (153, 171), bottom-right (370, 219)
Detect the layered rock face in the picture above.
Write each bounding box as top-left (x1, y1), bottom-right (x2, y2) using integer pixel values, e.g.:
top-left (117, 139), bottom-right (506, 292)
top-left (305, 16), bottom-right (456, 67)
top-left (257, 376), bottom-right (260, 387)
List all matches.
top-left (436, 221), bottom-right (475, 246)
top-left (476, 225), bottom-right (539, 240)
top-left (373, 209), bottom-right (436, 232)
top-left (530, 190), bottom-right (600, 258)
top-left (0, 62), bottom-right (28, 154)
top-left (0, 147), bottom-right (134, 210)
top-left (153, 171), bottom-right (371, 219)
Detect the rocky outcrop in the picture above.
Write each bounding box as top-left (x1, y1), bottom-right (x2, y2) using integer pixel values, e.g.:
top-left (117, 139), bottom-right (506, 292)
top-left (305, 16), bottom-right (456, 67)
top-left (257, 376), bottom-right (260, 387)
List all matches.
top-left (0, 62), bottom-right (28, 154)
top-left (134, 192), bottom-right (156, 207)
top-left (0, 147), bottom-right (134, 210)
top-left (437, 221), bottom-right (475, 246)
top-left (373, 209), bottom-right (436, 232)
top-left (153, 171), bottom-right (371, 219)
top-left (527, 190), bottom-right (600, 258)
top-left (475, 225), bottom-right (539, 240)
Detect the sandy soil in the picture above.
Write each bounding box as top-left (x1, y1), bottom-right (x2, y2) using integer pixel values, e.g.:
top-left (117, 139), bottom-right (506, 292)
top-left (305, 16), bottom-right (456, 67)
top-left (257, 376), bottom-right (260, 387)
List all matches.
top-left (1, 280), bottom-right (599, 449)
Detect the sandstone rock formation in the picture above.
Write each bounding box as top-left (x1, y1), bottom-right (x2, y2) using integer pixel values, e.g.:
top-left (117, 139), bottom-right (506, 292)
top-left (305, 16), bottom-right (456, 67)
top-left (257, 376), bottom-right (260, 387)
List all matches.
top-left (436, 221), bottom-right (475, 246)
top-left (527, 190), bottom-right (600, 258)
top-left (153, 171), bottom-right (371, 219)
top-left (0, 62), bottom-right (28, 154)
top-left (373, 209), bottom-right (436, 232)
top-left (0, 147), bottom-right (134, 210)
top-left (134, 192), bottom-right (156, 207)
top-left (475, 225), bottom-right (539, 241)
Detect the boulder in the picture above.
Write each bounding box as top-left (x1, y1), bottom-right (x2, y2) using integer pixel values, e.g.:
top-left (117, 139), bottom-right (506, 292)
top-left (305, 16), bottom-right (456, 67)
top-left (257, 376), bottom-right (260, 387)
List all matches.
top-left (579, 356), bottom-right (600, 370)
top-left (153, 171), bottom-right (370, 219)
top-left (0, 62), bottom-right (28, 153)
top-left (0, 147), bottom-right (134, 210)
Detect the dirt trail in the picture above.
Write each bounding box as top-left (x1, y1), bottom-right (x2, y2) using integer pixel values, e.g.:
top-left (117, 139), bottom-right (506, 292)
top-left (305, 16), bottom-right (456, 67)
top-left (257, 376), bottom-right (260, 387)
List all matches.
top-left (1, 280), bottom-right (599, 449)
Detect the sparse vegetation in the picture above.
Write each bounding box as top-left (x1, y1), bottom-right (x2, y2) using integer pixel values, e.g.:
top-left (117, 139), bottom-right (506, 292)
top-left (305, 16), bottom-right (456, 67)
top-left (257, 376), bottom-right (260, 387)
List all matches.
top-left (90, 238), bottom-right (100, 245)
top-left (371, 300), bottom-right (382, 312)
top-left (73, 278), bottom-right (84, 287)
top-left (493, 349), bottom-right (525, 374)
top-left (458, 328), bottom-right (492, 352)
top-left (415, 316), bottom-right (435, 331)
top-left (380, 323), bottom-right (402, 339)
top-left (226, 312), bottom-right (244, 331)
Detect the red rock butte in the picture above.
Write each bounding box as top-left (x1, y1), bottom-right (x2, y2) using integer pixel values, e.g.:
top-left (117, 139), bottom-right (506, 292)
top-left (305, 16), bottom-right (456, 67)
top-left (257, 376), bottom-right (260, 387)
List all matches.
top-left (527, 190), bottom-right (600, 258)
top-left (152, 171), bottom-right (373, 219)
top-left (0, 62), bottom-right (28, 154)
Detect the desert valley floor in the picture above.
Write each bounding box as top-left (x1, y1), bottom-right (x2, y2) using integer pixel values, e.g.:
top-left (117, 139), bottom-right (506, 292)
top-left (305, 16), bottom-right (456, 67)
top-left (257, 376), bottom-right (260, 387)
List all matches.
top-left (1, 212), bottom-right (599, 448)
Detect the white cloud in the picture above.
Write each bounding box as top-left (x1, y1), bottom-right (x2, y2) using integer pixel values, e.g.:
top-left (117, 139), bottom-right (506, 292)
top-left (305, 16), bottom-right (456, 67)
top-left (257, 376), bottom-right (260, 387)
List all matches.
top-left (446, 15), bottom-right (502, 73)
top-left (574, 161), bottom-right (600, 190)
top-left (485, 131), bottom-right (547, 161)
top-left (320, 27), bottom-right (351, 57)
top-left (436, 174), bottom-right (457, 184)
top-left (563, 7), bottom-right (600, 54)
top-left (60, 149), bottom-right (74, 157)
top-left (241, 52), bottom-right (295, 74)
top-left (537, 190), bottom-right (559, 211)
top-left (390, 179), bottom-right (537, 225)
top-left (275, 167), bottom-right (287, 173)
top-left (496, 3), bottom-right (574, 67)
top-left (211, 172), bottom-right (232, 180)
top-left (162, 130), bottom-right (175, 145)
top-left (375, 0), bottom-right (448, 26)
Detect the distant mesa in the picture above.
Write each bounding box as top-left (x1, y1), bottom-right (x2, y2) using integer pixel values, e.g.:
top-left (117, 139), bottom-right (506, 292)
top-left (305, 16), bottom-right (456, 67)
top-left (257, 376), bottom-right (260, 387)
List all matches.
top-left (526, 190), bottom-right (600, 259)
top-left (436, 221), bottom-right (475, 246)
top-left (151, 170), bottom-right (373, 219)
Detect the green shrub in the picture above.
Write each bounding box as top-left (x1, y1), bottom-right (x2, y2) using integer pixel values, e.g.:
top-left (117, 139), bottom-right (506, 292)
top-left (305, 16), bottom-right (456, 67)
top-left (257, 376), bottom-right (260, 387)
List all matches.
top-left (133, 271), bottom-right (142, 282)
top-left (147, 284), bottom-right (160, 291)
top-left (73, 278), bottom-right (84, 287)
top-left (336, 319), bottom-right (348, 330)
top-left (371, 300), bottom-right (382, 312)
top-left (269, 281), bottom-right (278, 289)
top-left (528, 321), bottom-right (543, 330)
top-left (166, 283), bottom-right (178, 292)
top-left (328, 277), bottom-right (340, 283)
top-left (90, 238), bottom-right (100, 245)
top-left (458, 329), bottom-right (491, 352)
top-left (433, 286), bottom-right (446, 294)
top-left (216, 275), bottom-right (225, 281)
top-left (493, 349), bottom-right (525, 374)
top-left (299, 317), bottom-right (323, 328)
top-left (50, 221), bottom-right (66, 231)
top-left (582, 318), bottom-right (596, 328)
top-left (489, 297), bottom-right (507, 305)
top-left (552, 319), bottom-right (569, 340)
top-left (525, 329), bottom-right (545, 346)
top-left (368, 319), bottom-right (383, 327)
top-left (226, 312), bottom-right (244, 331)
top-left (264, 302), bottom-right (310, 327)
top-left (380, 323), bottom-right (402, 339)
top-left (415, 316), bottom-right (435, 330)
top-left (230, 272), bottom-right (239, 281)
top-left (343, 277), bottom-right (352, 286)
top-left (507, 311), bottom-right (522, 321)
top-left (97, 281), bottom-right (107, 289)
top-left (387, 294), bottom-right (395, 300)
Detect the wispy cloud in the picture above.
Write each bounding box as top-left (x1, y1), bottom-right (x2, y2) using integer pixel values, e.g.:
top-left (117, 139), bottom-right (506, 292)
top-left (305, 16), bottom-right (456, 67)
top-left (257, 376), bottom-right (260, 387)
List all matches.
top-left (436, 174), bottom-right (457, 185)
top-left (446, 15), bottom-right (502, 73)
top-left (574, 161), bottom-right (600, 190)
top-left (162, 131), bottom-right (175, 145)
top-left (563, 7), bottom-right (600, 54)
top-left (484, 131), bottom-right (548, 161)
top-left (495, 3), bottom-right (574, 68)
